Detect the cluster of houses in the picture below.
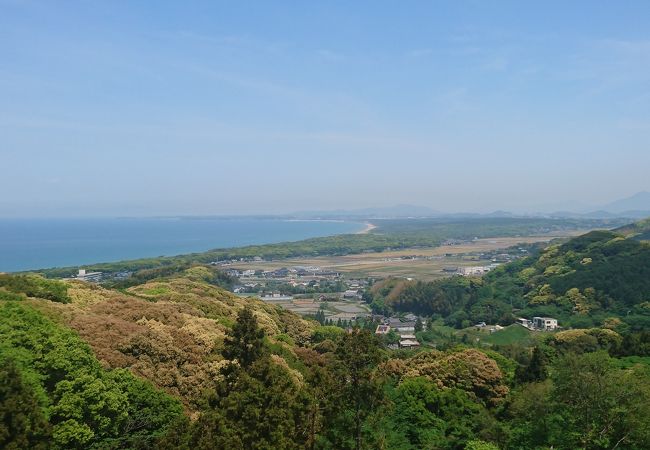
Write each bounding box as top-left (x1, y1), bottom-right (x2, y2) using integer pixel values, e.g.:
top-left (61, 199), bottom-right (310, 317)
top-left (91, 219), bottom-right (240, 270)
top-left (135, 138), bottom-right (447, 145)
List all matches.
top-left (227, 266), bottom-right (340, 279)
top-left (375, 314), bottom-right (422, 349)
top-left (517, 316), bottom-right (559, 331)
top-left (230, 267), bottom-right (368, 301)
top-left (210, 256), bottom-right (265, 266)
top-left (64, 268), bottom-right (133, 284)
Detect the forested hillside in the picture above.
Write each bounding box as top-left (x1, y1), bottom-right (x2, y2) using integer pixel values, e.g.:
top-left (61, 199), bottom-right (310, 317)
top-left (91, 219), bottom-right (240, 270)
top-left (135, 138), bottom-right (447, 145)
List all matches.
top-left (3, 233), bottom-right (650, 449)
top-left (369, 226), bottom-right (650, 330)
top-left (615, 217), bottom-right (650, 241)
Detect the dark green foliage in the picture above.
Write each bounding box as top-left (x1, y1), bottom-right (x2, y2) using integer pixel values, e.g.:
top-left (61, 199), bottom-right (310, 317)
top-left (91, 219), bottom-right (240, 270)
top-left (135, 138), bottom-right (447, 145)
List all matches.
top-left (174, 360), bottom-right (311, 450)
top-left (314, 307), bottom-right (326, 325)
top-left (616, 331), bottom-right (650, 356)
top-left (515, 346), bottom-right (547, 383)
top-left (389, 377), bottom-right (488, 449)
top-left (3, 220), bottom-right (650, 449)
top-left (223, 306), bottom-right (267, 369)
top-left (213, 360), bottom-right (310, 449)
top-left (0, 358), bottom-right (51, 450)
top-left (548, 231), bottom-right (650, 308)
top-left (506, 352), bottom-right (650, 449)
top-left (106, 369), bottom-right (185, 447)
top-left (0, 274), bottom-right (69, 303)
top-left (321, 329), bottom-right (384, 450)
top-left (551, 352), bottom-right (650, 448)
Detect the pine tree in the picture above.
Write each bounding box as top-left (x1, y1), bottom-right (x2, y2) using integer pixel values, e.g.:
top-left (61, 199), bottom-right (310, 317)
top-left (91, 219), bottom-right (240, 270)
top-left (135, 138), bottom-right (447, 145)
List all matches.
top-left (325, 328), bottom-right (384, 450)
top-left (516, 346), bottom-right (547, 383)
top-left (223, 306), bottom-right (266, 370)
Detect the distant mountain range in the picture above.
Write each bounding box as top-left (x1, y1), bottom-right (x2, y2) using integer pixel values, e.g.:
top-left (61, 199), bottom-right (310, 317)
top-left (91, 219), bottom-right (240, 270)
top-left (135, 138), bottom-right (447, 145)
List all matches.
top-left (288, 204), bottom-right (442, 219)
top-left (288, 192), bottom-right (650, 220)
top-left (600, 191), bottom-right (650, 214)
top-left (546, 192), bottom-right (650, 219)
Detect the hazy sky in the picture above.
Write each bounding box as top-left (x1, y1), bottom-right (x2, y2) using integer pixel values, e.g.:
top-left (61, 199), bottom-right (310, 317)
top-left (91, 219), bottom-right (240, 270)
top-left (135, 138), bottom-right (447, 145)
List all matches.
top-left (2, 1), bottom-right (650, 217)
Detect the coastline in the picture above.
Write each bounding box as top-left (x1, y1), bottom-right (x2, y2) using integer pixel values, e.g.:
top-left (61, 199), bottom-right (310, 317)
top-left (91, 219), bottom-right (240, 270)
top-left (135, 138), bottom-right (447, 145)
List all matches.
top-left (357, 222), bottom-right (377, 234)
top-left (2, 217), bottom-right (366, 273)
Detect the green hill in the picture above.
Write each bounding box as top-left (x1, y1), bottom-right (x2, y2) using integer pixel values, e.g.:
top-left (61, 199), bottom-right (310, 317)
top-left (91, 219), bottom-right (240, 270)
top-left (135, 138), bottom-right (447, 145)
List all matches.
top-left (3, 246), bottom-right (650, 449)
top-left (374, 224), bottom-right (650, 330)
top-left (615, 217), bottom-right (650, 241)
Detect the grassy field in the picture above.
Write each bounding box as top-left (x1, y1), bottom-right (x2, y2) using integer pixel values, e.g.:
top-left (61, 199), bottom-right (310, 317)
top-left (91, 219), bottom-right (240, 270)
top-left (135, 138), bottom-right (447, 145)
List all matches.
top-left (482, 325), bottom-right (535, 346)
top-left (242, 296), bottom-right (372, 321)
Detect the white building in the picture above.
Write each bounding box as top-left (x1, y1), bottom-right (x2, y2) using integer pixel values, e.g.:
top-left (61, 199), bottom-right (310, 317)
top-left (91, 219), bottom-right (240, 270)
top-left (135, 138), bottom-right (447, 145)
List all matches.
top-left (343, 289), bottom-right (362, 299)
top-left (516, 318), bottom-right (532, 328)
top-left (76, 269), bottom-right (102, 282)
top-left (532, 317), bottom-right (558, 330)
top-left (399, 339), bottom-right (420, 348)
top-left (459, 266), bottom-right (491, 276)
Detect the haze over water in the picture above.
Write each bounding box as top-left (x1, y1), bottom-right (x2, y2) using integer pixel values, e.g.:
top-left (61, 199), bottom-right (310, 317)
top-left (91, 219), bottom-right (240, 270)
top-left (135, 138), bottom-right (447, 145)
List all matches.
top-left (0, 218), bottom-right (365, 272)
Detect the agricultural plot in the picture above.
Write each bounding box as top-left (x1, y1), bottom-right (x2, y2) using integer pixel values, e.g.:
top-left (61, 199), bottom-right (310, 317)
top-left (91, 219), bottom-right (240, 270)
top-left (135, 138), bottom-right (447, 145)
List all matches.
top-left (229, 234), bottom-right (580, 281)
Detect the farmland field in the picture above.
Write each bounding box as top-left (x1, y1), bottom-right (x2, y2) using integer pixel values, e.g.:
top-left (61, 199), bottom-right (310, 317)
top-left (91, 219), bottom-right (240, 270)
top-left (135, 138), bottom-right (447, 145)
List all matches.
top-left (226, 233), bottom-right (583, 281)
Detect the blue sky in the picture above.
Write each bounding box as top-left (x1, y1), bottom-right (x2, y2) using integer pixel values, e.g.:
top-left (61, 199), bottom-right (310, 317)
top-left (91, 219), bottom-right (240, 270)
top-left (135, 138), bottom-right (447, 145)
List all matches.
top-left (1, 0), bottom-right (650, 216)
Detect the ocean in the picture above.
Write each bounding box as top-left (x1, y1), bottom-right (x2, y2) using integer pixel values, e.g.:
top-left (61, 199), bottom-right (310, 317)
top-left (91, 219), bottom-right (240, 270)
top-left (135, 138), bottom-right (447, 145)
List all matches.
top-left (0, 218), bottom-right (366, 272)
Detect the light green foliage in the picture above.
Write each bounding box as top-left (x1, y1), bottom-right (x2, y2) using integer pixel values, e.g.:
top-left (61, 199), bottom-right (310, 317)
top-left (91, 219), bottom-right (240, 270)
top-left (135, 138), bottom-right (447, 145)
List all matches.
top-left (507, 352), bottom-right (650, 449)
top-left (312, 325), bottom-right (345, 343)
top-left (50, 373), bottom-right (128, 447)
top-left (0, 301), bottom-right (183, 449)
top-left (0, 288), bottom-right (26, 301)
top-left (465, 440), bottom-right (499, 450)
top-left (550, 328), bottom-right (622, 354)
top-left (518, 267), bottom-right (537, 281)
top-left (390, 377), bottom-right (487, 449)
top-left (553, 352), bottom-right (650, 448)
top-left (483, 325), bottom-right (533, 346)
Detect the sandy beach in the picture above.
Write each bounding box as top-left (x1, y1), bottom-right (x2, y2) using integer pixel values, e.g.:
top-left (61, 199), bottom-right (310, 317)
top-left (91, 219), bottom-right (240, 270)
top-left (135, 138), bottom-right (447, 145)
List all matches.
top-left (357, 222), bottom-right (377, 234)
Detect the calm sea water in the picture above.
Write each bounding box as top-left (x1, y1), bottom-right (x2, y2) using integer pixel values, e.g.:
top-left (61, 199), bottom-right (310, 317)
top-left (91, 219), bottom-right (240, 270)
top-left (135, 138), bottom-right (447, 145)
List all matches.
top-left (0, 218), bottom-right (365, 272)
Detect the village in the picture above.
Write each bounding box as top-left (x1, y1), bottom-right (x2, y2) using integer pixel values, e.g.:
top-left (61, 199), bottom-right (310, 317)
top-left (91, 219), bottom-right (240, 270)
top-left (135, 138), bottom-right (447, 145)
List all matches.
top-left (68, 264), bottom-right (560, 351)
top-left (215, 240), bottom-right (533, 296)
top-left (64, 239), bottom-right (557, 352)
